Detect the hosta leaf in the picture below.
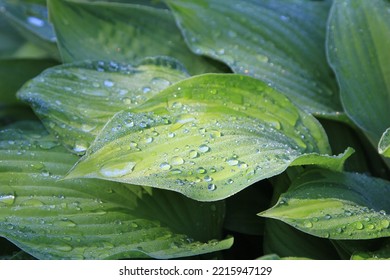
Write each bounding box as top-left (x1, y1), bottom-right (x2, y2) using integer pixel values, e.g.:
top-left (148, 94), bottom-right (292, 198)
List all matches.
top-left (0, 0), bottom-right (59, 59)
top-left (259, 169), bottom-right (390, 239)
top-left (166, 0), bottom-right (342, 117)
top-left (0, 13), bottom-right (25, 58)
top-left (0, 122), bottom-right (232, 259)
top-left (17, 57), bottom-right (189, 154)
top-left (263, 219), bottom-right (340, 259)
top-left (379, 128), bottom-right (390, 157)
top-left (67, 74), bottom-right (351, 201)
top-left (327, 0), bottom-right (390, 143)
top-left (351, 239), bottom-right (390, 260)
top-left (0, 58), bottom-right (57, 104)
top-left (47, 0), bottom-right (224, 74)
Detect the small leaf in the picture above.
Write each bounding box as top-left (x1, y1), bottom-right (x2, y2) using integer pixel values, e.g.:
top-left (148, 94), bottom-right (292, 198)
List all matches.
top-left (351, 240), bottom-right (390, 260)
top-left (379, 128), bottom-right (390, 157)
top-left (17, 57), bottom-right (189, 154)
top-left (47, 0), bottom-right (224, 74)
top-left (0, 122), bottom-right (231, 259)
top-left (166, 0), bottom-right (342, 117)
top-left (0, 0), bottom-right (59, 59)
top-left (259, 169), bottom-right (390, 240)
top-left (327, 0), bottom-right (390, 143)
top-left (67, 74), bottom-right (351, 201)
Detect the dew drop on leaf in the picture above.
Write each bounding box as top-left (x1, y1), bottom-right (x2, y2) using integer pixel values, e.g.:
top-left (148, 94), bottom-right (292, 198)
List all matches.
top-left (99, 162), bottom-right (136, 177)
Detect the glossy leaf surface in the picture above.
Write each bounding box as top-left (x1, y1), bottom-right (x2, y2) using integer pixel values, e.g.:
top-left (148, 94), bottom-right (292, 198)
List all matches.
top-left (0, 122), bottom-right (231, 259)
top-left (47, 0), bottom-right (223, 74)
top-left (67, 74), bottom-right (351, 201)
top-left (166, 0), bottom-right (341, 117)
top-left (259, 169), bottom-right (390, 239)
top-left (17, 57), bottom-right (189, 154)
top-left (327, 0), bottom-right (390, 143)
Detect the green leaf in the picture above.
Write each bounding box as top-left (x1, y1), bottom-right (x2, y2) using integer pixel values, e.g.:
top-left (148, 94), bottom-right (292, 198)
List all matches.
top-left (0, 58), bottom-right (57, 104)
top-left (259, 169), bottom-right (390, 240)
top-left (0, 0), bottom-right (59, 59)
top-left (47, 0), bottom-right (224, 74)
top-left (327, 0), bottom-right (390, 143)
top-left (0, 12), bottom-right (25, 58)
top-left (17, 57), bottom-right (189, 154)
top-left (66, 74), bottom-right (351, 201)
top-left (166, 0), bottom-right (342, 117)
top-left (0, 122), bottom-right (232, 259)
top-left (351, 239), bottom-right (390, 260)
top-left (379, 128), bottom-right (390, 157)
top-left (263, 219), bottom-right (340, 259)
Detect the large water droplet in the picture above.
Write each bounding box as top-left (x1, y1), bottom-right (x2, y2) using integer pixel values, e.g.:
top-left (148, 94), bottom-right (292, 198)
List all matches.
top-left (0, 192), bottom-right (16, 205)
top-left (171, 156), bottom-right (184, 165)
top-left (100, 161), bottom-right (136, 177)
top-left (303, 221), bottom-right (313, 228)
top-left (73, 141), bottom-right (88, 153)
top-left (159, 162), bottom-right (171, 171)
top-left (354, 222), bottom-right (364, 230)
top-left (380, 220), bottom-right (390, 229)
top-left (197, 167), bottom-right (206, 174)
top-left (226, 158), bottom-right (239, 166)
top-left (103, 79), bottom-right (114, 87)
top-left (189, 150), bottom-right (199, 159)
top-left (198, 144), bottom-right (210, 153)
top-left (208, 184), bottom-right (217, 191)
top-left (27, 16), bottom-right (45, 27)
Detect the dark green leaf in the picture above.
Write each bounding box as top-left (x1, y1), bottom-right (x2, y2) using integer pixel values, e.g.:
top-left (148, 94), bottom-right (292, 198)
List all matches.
top-left (166, 0), bottom-right (342, 117)
top-left (0, 58), bottom-right (57, 104)
top-left (0, 122), bottom-right (232, 259)
top-left (17, 57), bottom-right (189, 154)
top-left (327, 0), bottom-right (390, 143)
top-left (0, 0), bottom-right (59, 59)
top-left (259, 169), bottom-right (390, 239)
top-left (47, 0), bottom-right (224, 74)
top-left (67, 74), bottom-right (351, 201)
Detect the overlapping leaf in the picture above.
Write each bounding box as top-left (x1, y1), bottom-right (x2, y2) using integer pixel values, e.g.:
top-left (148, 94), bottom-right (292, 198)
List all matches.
top-left (327, 0), bottom-right (390, 143)
top-left (67, 74), bottom-right (352, 201)
top-left (379, 128), bottom-right (390, 158)
top-left (0, 0), bottom-right (59, 59)
top-left (17, 57), bottom-right (189, 154)
top-left (47, 0), bottom-right (224, 74)
top-left (166, 0), bottom-right (342, 117)
top-left (259, 169), bottom-right (390, 239)
top-left (0, 122), bottom-right (232, 259)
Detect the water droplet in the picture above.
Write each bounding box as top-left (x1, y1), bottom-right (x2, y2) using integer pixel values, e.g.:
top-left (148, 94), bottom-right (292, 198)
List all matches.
top-left (208, 184), bottom-right (217, 191)
top-left (151, 77), bottom-right (171, 87)
top-left (145, 137), bottom-right (154, 144)
top-left (227, 158), bottom-right (239, 166)
top-left (122, 97), bottom-right (132, 105)
top-left (171, 156), bottom-right (184, 165)
top-left (27, 16), bottom-right (45, 27)
top-left (367, 224), bottom-right (375, 230)
top-left (0, 192), bottom-right (16, 205)
top-left (354, 222), bottom-right (364, 230)
top-left (324, 214), bottom-right (332, 220)
top-left (100, 162), bottom-right (136, 177)
top-left (198, 144), bottom-right (210, 153)
top-left (159, 162), bottom-right (171, 171)
top-left (29, 162), bottom-right (45, 171)
top-left (142, 87), bottom-right (151, 93)
top-left (197, 167), bottom-right (206, 174)
top-left (55, 218), bottom-right (77, 227)
top-left (73, 141), bottom-right (88, 153)
top-left (39, 141), bottom-right (59, 150)
top-left (189, 150), bottom-right (199, 159)
top-left (380, 220), bottom-right (390, 229)
top-left (103, 79), bottom-right (114, 87)
top-left (168, 132), bottom-right (176, 138)
top-left (344, 210), bottom-right (352, 216)
top-left (54, 244), bottom-right (73, 252)
top-left (204, 175), bottom-right (213, 182)
top-left (303, 221), bottom-right (313, 228)
top-left (21, 199), bottom-right (44, 207)
top-left (227, 179), bottom-right (234, 184)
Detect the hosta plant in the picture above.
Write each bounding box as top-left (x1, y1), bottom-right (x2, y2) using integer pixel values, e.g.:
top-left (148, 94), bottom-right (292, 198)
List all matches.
top-left (1, 0), bottom-right (390, 260)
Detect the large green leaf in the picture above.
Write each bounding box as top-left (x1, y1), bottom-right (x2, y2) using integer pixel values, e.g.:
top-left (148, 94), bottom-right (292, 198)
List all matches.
top-left (67, 74), bottom-right (352, 201)
top-left (379, 128), bottom-right (390, 158)
top-left (47, 0), bottom-right (225, 74)
top-left (0, 122), bottom-right (232, 259)
top-left (0, 0), bottom-right (59, 59)
top-left (17, 57), bottom-right (189, 154)
top-left (0, 58), bottom-right (57, 104)
top-left (327, 0), bottom-right (390, 143)
top-left (166, 0), bottom-right (342, 117)
top-left (259, 169), bottom-right (390, 239)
